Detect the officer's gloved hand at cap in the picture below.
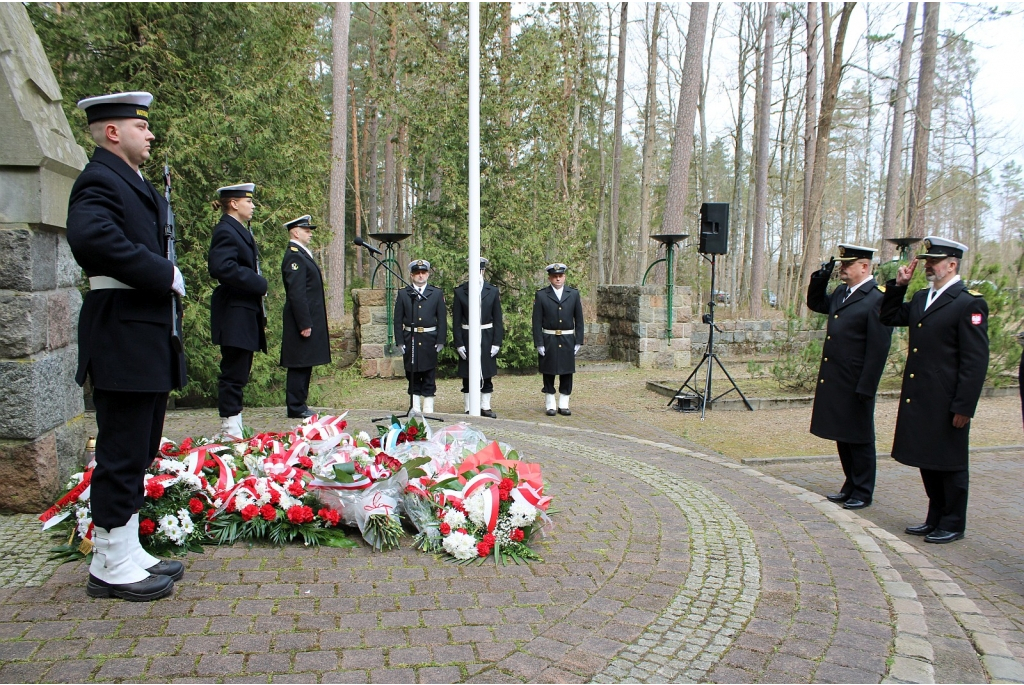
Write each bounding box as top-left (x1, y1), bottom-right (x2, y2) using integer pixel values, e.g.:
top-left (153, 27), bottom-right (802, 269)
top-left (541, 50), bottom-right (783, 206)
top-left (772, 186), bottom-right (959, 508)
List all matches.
top-left (817, 258), bottom-right (836, 279)
top-left (574, 344), bottom-right (581, 356)
top-left (537, 346), bottom-right (545, 356)
top-left (435, 343), bottom-right (444, 353)
top-left (490, 345), bottom-right (500, 357)
top-left (171, 266), bottom-right (186, 298)
top-left (457, 346), bottom-right (467, 360)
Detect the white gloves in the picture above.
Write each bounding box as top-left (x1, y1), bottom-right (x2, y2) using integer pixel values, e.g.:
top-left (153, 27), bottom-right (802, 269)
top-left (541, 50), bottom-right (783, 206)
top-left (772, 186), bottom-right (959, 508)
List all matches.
top-left (458, 346), bottom-right (499, 359)
top-left (457, 346), bottom-right (467, 360)
top-left (574, 344), bottom-right (581, 356)
top-left (435, 343), bottom-right (444, 353)
top-left (490, 345), bottom-right (500, 358)
top-left (399, 345), bottom-right (406, 355)
top-left (537, 346), bottom-right (545, 356)
top-left (171, 266), bottom-right (186, 297)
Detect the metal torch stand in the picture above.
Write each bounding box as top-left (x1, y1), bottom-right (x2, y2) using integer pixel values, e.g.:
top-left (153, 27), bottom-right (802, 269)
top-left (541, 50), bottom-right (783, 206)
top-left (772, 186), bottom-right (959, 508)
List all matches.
top-left (369, 232), bottom-right (412, 356)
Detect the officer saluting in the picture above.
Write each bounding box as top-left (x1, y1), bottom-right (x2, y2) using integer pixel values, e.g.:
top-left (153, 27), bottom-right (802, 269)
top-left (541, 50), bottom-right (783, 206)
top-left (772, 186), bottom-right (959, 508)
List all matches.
top-left (67, 91), bottom-right (183, 601)
top-left (807, 244), bottom-right (893, 510)
top-left (280, 215), bottom-right (331, 419)
top-left (532, 263), bottom-right (584, 416)
top-left (208, 183), bottom-right (267, 439)
top-left (880, 236), bottom-right (989, 543)
top-left (453, 258), bottom-right (504, 417)
top-left (394, 259), bottom-right (447, 414)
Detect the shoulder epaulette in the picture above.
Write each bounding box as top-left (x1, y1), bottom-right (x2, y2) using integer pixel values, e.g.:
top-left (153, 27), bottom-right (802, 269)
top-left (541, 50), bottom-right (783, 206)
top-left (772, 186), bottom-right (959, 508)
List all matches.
top-left (290, 246), bottom-right (299, 252)
top-left (876, 284), bottom-right (886, 293)
top-left (968, 289), bottom-right (983, 297)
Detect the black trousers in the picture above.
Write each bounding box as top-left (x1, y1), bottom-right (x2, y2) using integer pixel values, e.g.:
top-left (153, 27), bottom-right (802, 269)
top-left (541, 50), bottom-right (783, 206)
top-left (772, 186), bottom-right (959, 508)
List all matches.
top-left (91, 389), bottom-right (168, 529)
top-left (461, 377), bottom-right (494, 394)
top-left (218, 346), bottom-right (253, 417)
top-left (836, 441), bottom-right (876, 502)
top-left (920, 468), bottom-right (969, 533)
top-left (407, 369), bottom-right (437, 397)
top-left (286, 367), bottom-right (312, 416)
top-left (542, 374), bottom-right (573, 395)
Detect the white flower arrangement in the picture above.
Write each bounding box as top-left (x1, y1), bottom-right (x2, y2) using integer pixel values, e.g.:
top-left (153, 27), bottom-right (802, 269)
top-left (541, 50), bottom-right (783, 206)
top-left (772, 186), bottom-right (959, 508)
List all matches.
top-left (442, 508), bottom-right (467, 529)
top-left (464, 492), bottom-right (487, 527)
top-left (442, 530), bottom-right (478, 560)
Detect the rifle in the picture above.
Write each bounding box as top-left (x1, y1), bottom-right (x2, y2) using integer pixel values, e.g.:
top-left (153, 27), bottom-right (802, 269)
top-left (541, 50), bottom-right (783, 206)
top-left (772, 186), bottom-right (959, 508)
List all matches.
top-left (248, 220), bottom-right (268, 327)
top-left (163, 159), bottom-right (184, 353)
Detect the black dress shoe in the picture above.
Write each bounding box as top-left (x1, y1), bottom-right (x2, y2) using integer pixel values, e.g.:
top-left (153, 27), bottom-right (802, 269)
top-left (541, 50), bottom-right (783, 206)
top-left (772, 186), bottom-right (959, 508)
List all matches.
top-left (905, 523), bottom-right (936, 536)
top-left (557, 409), bottom-right (571, 416)
top-left (87, 573), bottom-right (174, 602)
top-left (843, 499), bottom-right (870, 510)
top-left (146, 560), bottom-right (185, 581)
top-left (481, 409), bottom-right (497, 418)
top-left (924, 529), bottom-right (964, 544)
top-left (826, 492), bottom-right (851, 503)
top-left (545, 409), bottom-right (556, 416)
top-left (287, 409), bottom-right (315, 419)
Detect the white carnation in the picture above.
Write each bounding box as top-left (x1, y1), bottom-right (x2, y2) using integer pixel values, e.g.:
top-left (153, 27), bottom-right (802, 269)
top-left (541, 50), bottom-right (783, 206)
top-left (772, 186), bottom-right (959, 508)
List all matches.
top-left (357, 431), bottom-right (371, 443)
top-left (442, 531), bottom-right (478, 560)
top-left (464, 492), bottom-right (487, 527)
top-left (443, 508), bottom-right (467, 529)
top-left (508, 499), bottom-right (537, 528)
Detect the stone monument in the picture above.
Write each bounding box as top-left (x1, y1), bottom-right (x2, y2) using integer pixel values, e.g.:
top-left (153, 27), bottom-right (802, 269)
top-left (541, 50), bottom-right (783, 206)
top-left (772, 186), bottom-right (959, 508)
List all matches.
top-left (0, 4), bottom-right (89, 512)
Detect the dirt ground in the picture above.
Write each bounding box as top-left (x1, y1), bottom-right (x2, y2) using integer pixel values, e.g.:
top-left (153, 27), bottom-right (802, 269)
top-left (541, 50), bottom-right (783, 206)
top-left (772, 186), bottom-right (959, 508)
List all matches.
top-left (316, 366), bottom-right (1024, 460)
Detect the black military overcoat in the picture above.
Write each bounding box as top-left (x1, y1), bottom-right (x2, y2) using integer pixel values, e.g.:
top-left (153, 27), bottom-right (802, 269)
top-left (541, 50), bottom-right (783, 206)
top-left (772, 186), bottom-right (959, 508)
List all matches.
top-left (280, 242), bottom-right (331, 368)
top-left (208, 214), bottom-right (268, 353)
top-left (531, 285), bottom-right (584, 376)
top-left (880, 280), bottom-right (989, 471)
top-left (394, 284), bottom-right (447, 373)
top-left (66, 147), bottom-right (186, 392)
top-left (452, 281), bottom-right (504, 380)
top-left (806, 275), bottom-right (893, 443)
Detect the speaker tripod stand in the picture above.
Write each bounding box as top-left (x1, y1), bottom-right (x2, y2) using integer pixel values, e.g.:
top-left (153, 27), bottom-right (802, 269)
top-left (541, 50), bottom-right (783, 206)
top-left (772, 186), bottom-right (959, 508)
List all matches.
top-left (669, 253), bottom-right (753, 419)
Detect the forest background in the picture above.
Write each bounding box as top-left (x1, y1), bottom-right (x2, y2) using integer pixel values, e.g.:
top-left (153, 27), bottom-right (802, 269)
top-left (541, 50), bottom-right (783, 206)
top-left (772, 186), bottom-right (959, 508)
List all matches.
top-left (27, 2), bottom-right (1024, 406)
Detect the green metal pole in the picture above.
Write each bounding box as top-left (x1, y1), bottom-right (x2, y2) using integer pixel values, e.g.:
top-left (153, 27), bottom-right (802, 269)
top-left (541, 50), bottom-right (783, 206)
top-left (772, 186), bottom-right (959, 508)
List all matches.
top-left (666, 245), bottom-right (674, 342)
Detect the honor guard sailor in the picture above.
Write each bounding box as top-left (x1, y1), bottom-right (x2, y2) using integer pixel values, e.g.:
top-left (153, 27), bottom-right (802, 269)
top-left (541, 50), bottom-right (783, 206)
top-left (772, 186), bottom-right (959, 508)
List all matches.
top-left (208, 183), bottom-right (267, 439)
top-left (67, 91), bottom-right (184, 601)
top-left (453, 258), bottom-right (505, 417)
top-left (394, 260), bottom-right (447, 414)
top-left (880, 236), bottom-right (989, 543)
top-left (532, 263), bottom-right (584, 416)
top-left (806, 244), bottom-right (893, 510)
top-left (280, 215), bottom-right (331, 418)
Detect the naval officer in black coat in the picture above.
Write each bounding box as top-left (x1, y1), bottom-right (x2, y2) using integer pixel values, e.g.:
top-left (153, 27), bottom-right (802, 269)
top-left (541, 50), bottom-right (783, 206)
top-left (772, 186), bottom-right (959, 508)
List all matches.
top-left (280, 215), bottom-right (331, 418)
top-left (394, 259), bottom-right (447, 414)
top-left (208, 183), bottom-right (267, 439)
top-left (880, 236), bottom-right (989, 544)
top-left (67, 91), bottom-right (182, 601)
top-left (532, 263), bottom-right (584, 416)
top-left (453, 258), bottom-right (504, 417)
top-left (806, 244), bottom-right (893, 510)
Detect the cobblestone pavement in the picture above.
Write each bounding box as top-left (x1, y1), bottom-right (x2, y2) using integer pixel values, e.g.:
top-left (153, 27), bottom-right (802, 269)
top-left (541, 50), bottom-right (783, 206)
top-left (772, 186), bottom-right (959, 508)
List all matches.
top-left (1, 406), bottom-right (1023, 683)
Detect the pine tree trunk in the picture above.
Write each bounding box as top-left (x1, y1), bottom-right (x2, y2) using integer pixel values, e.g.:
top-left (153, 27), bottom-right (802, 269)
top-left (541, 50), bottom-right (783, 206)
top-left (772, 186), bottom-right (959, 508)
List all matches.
top-left (326, 2), bottom-right (350, 324)
top-left (350, 82), bottom-right (363, 279)
top-left (609, 2), bottom-right (628, 283)
top-left (749, 2), bottom-right (775, 318)
top-left (638, 2), bottom-right (661, 283)
top-left (907, 2), bottom-right (939, 238)
top-left (802, 2), bottom-right (818, 268)
top-left (595, 4), bottom-right (614, 285)
top-left (880, 2), bottom-right (917, 261)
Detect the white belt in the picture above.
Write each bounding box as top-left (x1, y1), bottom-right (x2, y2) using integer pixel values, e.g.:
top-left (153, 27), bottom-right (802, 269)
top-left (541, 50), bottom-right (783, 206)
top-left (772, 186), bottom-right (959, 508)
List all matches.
top-left (542, 328), bottom-right (574, 336)
top-left (403, 325), bottom-right (437, 333)
top-left (461, 323), bottom-right (493, 329)
top-left (89, 276), bottom-right (133, 290)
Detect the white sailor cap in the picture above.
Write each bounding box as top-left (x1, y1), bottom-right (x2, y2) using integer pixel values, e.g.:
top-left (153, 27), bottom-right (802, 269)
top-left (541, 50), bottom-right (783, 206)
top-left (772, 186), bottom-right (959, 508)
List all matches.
top-left (409, 259), bottom-right (431, 272)
top-left (917, 236), bottom-right (967, 259)
top-left (217, 183), bottom-right (256, 199)
top-left (836, 243), bottom-right (875, 262)
top-left (77, 91), bottom-right (153, 124)
top-left (284, 215), bottom-right (316, 230)
top-left (545, 263), bottom-right (567, 275)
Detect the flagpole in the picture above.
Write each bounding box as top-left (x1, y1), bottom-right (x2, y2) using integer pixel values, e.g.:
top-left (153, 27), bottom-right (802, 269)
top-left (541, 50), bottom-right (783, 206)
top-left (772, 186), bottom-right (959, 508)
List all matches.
top-left (467, 1), bottom-right (482, 416)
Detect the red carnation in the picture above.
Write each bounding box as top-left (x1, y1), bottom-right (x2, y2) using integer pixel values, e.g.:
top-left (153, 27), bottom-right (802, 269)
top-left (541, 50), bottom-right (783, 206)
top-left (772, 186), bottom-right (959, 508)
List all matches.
top-left (482, 533), bottom-right (496, 546)
top-left (207, 508), bottom-right (217, 520)
top-left (457, 528), bottom-right (468, 535)
top-left (200, 477), bottom-right (208, 489)
top-left (160, 442), bottom-right (177, 456)
top-left (145, 481), bottom-right (165, 499)
top-left (406, 425), bottom-right (418, 438)
top-left (317, 508), bottom-right (340, 526)
top-left (139, 518), bottom-right (156, 535)
top-left (180, 437), bottom-right (193, 451)
top-left (287, 481), bottom-right (305, 497)
top-left (440, 522), bottom-right (451, 535)
top-left (477, 542), bottom-right (492, 557)
top-left (240, 504), bottom-right (259, 522)
top-left (203, 458), bottom-right (216, 469)
top-left (274, 474), bottom-right (288, 484)
top-left (369, 437), bottom-right (381, 449)
top-left (287, 505), bottom-right (314, 525)
top-left (188, 498), bottom-right (205, 515)
top-left (298, 456), bottom-right (313, 469)
top-left (510, 528), bottom-right (525, 542)
top-left (260, 504), bottom-right (277, 522)
top-left (269, 489), bottom-right (281, 505)
top-left (225, 498), bottom-right (236, 513)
